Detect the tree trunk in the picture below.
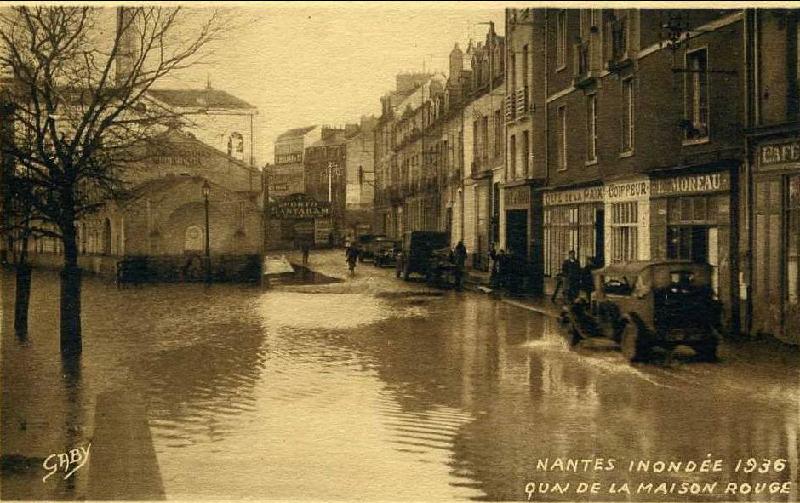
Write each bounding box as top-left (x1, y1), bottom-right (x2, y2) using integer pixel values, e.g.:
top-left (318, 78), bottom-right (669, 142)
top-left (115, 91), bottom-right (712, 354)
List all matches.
top-left (14, 237), bottom-right (31, 340)
top-left (60, 222), bottom-right (82, 356)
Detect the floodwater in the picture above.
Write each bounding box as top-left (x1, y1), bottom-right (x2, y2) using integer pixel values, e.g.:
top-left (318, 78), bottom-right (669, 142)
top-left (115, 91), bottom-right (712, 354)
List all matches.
top-left (1, 251), bottom-right (799, 501)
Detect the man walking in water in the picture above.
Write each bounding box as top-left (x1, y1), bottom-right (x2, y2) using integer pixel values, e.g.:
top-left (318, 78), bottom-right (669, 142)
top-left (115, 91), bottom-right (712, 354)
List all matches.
top-left (452, 241), bottom-right (467, 291)
top-left (345, 243), bottom-right (359, 276)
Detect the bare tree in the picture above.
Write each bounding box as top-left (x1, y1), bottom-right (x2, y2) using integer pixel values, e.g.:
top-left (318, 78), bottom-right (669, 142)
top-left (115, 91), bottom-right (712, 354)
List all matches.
top-left (0, 6), bottom-right (229, 354)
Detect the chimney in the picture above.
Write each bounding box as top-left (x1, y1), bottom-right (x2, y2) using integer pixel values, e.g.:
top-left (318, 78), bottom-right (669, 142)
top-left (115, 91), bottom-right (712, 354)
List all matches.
top-left (115, 7), bottom-right (140, 86)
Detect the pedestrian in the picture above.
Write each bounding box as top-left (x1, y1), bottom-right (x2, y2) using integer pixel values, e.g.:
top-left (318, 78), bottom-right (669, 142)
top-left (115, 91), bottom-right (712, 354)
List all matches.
top-left (580, 256), bottom-right (599, 305)
top-left (560, 250), bottom-right (582, 305)
top-left (452, 240), bottom-right (467, 290)
top-left (346, 243), bottom-right (359, 275)
top-left (496, 249), bottom-right (508, 289)
top-left (489, 244), bottom-right (499, 286)
top-left (301, 241), bottom-right (311, 266)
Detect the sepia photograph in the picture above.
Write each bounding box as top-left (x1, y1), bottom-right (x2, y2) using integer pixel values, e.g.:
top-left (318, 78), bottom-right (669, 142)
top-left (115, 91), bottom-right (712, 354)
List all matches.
top-left (0, 1), bottom-right (798, 501)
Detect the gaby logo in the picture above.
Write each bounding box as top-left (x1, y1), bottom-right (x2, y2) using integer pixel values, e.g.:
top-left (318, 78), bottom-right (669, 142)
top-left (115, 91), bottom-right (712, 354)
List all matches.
top-left (42, 443), bottom-right (91, 482)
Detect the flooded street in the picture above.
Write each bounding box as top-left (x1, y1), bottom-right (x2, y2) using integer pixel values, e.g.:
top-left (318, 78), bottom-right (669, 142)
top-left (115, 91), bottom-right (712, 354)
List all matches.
top-left (2, 250), bottom-right (799, 501)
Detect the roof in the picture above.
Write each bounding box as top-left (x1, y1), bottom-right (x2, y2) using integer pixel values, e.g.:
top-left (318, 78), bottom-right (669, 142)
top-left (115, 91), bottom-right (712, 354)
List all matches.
top-left (147, 88), bottom-right (255, 110)
top-left (276, 126), bottom-right (317, 141)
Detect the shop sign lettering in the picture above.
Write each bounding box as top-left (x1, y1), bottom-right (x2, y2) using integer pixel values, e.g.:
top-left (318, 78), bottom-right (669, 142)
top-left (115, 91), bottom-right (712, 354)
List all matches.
top-left (652, 172), bottom-right (729, 196)
top-left (543, 186), bottom-right (603, 206)
top-left (605, 180), bottom-right (649, 201)
top-left (269, 193), bottom-right (330, 219)
top-left (504, 187), bottom-right (530, 208)
top-left (761, 141), bottom-right (800, 168)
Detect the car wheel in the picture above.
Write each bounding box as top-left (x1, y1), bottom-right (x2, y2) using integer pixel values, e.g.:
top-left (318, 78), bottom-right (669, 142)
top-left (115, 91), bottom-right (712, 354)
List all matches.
top-left (694, 341), bottom-right (718, 362)
top-left (620, 321), bottom-right (642, 362)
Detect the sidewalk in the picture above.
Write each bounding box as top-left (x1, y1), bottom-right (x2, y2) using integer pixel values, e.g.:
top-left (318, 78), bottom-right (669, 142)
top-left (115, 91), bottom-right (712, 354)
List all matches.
top-left (463, 268), bottom-right (563, 319)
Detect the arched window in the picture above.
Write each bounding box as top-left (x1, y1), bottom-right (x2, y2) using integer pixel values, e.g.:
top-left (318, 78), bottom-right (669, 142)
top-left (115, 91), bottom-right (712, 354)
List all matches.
top-left (228, 132), bottom-right (244, 161)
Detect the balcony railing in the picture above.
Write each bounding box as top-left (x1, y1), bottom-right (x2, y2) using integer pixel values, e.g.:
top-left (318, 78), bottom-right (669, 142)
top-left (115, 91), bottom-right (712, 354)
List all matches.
top-left (505, 93), bottom-right (516, 122)
top-left (515, 87), bottom-right (528, 118)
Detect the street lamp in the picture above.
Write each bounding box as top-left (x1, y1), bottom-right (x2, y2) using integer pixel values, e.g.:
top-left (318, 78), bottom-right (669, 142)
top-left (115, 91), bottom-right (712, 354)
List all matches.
top-left (202, 179), bottom-right (211, 284)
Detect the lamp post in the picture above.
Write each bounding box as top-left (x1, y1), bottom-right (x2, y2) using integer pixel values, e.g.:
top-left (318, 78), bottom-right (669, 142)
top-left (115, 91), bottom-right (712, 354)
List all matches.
top-left (202, 180), bottom-right (211, 284)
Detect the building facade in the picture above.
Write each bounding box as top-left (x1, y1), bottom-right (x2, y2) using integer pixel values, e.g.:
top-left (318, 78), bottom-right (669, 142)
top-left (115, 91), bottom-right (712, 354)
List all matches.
top-left (463, 24), bottom-right (506, 271)
top-left (502, 7), bottom-right (746, 327)
top-left (265, 125), bottom-right (322, 249)
top-left (742, 9), bottom-right (800, 344)
top-left (304, 127), bottom-right (347, 245)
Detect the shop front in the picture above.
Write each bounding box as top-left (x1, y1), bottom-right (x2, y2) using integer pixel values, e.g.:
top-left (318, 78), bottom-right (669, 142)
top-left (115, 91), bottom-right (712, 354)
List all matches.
top-left (649, 170), bottom-right (734, 319)
top-left (750, 138), bottom-right (800, 344)
top-left (504, 183), bottom-right (532, 259)
top-left (542, 184), bottom-right (604, 284)
top-left (603, 177), bottom-right (651, 264)
top-left (503, 182), bottom-right (543, 294)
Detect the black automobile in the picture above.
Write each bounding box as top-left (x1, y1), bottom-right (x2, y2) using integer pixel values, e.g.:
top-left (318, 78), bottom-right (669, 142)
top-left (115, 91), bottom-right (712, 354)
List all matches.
top-left (566, 260), bottom-right (722, 362)
top-left (396, 231), bottom-right (450, 281)
top-left (371, 238), bottom-right (400, 267)
top-left (356, 234), bottom-right (384, 262)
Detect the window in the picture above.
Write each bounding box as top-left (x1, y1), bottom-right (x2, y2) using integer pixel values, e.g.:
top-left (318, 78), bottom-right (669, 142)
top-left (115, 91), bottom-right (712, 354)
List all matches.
top-left (621, 77), bottom-right (634, 153)
top-left (482, 116), bottom-right (489, 164)
top-left (494, 109), bottom-right (503, 159)
top-left (522, 44), bottom-right (529, 92)
top-left (509, 134), bottom-right (517, 178)
top-left (509, 52), bottom-right (516, 91)
top-left (685, 48), bottom-right (709, 141)
top-left (788, 176), bottom-right (800, 305)
top-left (557, 106), bottom-right (567, 171)
top-left (472, 119), bottom-right (479, 170)
top-left (586, 94), bottom-right (597, 163)
top-left (610, 201), bottom-right (638, 262)
top-left (522, 130), bottom-right (530, 176)
top-left (556, 10), bottom-right (568, 69)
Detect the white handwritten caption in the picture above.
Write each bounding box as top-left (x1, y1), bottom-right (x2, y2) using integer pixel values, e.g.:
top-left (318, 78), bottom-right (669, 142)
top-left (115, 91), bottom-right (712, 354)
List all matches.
top-left (42, 443), bottom-right (91, 482)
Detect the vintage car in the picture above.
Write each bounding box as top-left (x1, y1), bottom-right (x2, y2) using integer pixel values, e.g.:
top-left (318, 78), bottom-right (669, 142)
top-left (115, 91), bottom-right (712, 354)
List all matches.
top-left (396, 231), bottom-right (450, 280)
top-left (425, 247), bottom-right (458, 287)
top-left (356, 234), bottom-right (385, 262)
top-left (371, 238), bottom-right (400, 267)
top-left (566, 260), bottom-right (722, 362)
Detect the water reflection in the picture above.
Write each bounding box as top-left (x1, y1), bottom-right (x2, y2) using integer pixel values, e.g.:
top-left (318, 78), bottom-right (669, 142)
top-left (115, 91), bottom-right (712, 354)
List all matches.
top-left (1, 268), bottom-right (798, 501)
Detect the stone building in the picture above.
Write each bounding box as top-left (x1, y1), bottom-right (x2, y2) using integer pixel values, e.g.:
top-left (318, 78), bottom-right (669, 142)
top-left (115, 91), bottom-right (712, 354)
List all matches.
top-left (462, 23), bottom-right (505, 271)
top-left (741, 9), bottom-right (800, 344)
top-left (506, 8), bottom-right (745, 328)
top-left (148, 86), bottom-right (259, 167)
top-left (265, 125), bottom-right (322, 249)
top-left (344, 117), bottom-right (377, 239)
top-left (304, 127), bottom-right (347, 245)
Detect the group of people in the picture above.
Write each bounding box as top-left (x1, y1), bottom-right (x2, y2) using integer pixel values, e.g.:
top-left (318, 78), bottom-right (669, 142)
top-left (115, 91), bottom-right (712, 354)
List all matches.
top-left (552, 250), bottom-right (600, 305)
top-left (488, 247), bottom-right (525, 293)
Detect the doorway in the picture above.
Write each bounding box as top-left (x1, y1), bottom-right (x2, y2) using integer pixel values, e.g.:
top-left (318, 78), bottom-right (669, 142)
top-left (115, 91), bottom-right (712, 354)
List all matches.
top-left (505, 210), bottom-right (528, 258)
top-left (594, 209), bottom-right (605, 266)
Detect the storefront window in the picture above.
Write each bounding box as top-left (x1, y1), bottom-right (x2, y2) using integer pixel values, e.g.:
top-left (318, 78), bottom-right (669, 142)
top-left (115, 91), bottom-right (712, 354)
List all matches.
top-left (611, 201), bottom-right (638, 262)
top-left (544, 204), bottom-right (601, 275)
top-left (788, 176), bottom-right (800, 305)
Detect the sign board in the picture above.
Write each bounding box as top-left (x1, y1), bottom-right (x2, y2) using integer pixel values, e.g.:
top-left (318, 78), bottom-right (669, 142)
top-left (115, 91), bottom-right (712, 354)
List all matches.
top-left (269, 193), bottom-right (331, 219)
top-left (604, 179), bottom-right (649, 202)
top-left (759, 140), bottom-right (800, 170)
top-left (504, 186), bottom-right (530, 209)
top-left (651, 172), bottom-right (730, 197)
top-left (267, 164), bottom-right (305, 197)
top-left (543, 186), bottom-right (603, 206)
top-left (315, 218), bottom-right (333, 244)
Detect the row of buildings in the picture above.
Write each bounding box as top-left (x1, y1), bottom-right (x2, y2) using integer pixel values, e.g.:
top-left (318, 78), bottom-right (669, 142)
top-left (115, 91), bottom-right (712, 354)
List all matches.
top-left (369, 8), bottom-right (799, 346)
top-left (265, 119), bottom-right (375, 249)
